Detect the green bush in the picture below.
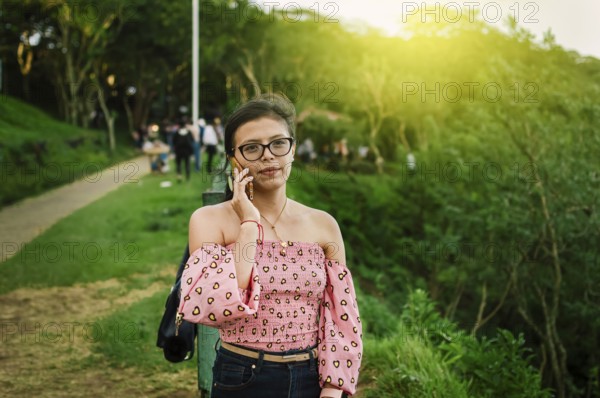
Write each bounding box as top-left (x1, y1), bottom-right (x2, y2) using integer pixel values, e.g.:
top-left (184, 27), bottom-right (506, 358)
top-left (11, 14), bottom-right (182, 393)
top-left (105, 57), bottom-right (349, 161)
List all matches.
top-left (362, 290), bottom-right (550, 398)
top-left (362, 334), bottom-right (469, 398)
top-left (355, 286), bottom-right (398, 338)
top-left (0, 96), bottom-right (135, 207)
top-left (440, 330), bottom-right (551, 398)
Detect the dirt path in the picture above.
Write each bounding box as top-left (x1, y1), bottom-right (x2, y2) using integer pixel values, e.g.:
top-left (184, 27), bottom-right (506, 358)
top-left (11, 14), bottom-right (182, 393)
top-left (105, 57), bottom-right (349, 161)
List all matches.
top-left (0, 268), bottom-right (198, 397)
top-left (0, 156), bottom-right (151, 263)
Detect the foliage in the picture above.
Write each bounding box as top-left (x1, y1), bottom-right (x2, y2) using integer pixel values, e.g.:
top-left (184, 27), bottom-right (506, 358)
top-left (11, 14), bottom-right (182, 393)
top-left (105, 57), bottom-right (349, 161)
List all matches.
top-left (361, 290), bottom-right (549, 398)
top-left (0, 95), bottom-right (134, 207)
top-left (443, 329), bottom-right (550, 398)
top-left (3, 2), bottom-right (600, 395)
top-left (290, 141), bottom-right (599, 397)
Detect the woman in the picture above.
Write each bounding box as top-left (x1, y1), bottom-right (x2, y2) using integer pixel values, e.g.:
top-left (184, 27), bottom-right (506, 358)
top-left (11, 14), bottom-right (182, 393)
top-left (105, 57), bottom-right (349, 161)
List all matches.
top-left (177, 94), bottom-right (362, 398)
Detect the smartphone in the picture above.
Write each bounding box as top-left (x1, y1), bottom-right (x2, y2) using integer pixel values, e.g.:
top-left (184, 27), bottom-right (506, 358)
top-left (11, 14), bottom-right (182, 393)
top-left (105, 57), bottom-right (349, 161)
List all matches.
top-left (230, 158), bottom-right (253, 200)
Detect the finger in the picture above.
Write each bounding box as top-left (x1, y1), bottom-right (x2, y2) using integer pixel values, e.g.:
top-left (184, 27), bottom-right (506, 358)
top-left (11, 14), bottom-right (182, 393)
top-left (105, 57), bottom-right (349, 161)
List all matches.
top-left (237, 168), bottom-right (250, 182)
top-left (237, 175), bottom-right (254, 189)
top-left (233, 174), bottom-right (253, 197)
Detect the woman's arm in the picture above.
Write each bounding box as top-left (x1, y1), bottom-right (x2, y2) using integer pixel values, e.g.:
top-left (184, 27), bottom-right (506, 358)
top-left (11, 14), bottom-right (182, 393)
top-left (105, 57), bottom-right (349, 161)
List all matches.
top-left (319, 211), bottom-right (346, 263)
top-left (189, 167), bottom-right (260, 290)
top-left (318, 211), bottom-right (359, 398)
top-left (189, 205), bottom-right (260, 290)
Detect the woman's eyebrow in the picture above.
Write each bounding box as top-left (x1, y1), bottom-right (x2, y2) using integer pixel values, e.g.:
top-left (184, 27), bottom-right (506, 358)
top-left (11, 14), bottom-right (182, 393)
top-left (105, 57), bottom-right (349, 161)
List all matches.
top-left (240, 134), bottom-right (288, 145)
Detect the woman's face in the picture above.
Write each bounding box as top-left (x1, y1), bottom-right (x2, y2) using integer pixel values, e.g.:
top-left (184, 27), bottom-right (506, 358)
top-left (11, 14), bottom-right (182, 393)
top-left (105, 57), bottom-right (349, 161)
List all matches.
top-left (231, 117), bottom-right (295, 190)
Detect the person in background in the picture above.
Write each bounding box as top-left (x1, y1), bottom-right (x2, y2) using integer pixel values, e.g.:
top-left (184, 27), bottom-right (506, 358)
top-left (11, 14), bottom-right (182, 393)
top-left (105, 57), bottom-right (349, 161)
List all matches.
top-left (142, 134), bottom-right (169, 174)
top-left (214, 116), bottom-right (225, 153)
top-left (202, 118), bottom-right (220, 173)
top-left (131, 129), bottom-right (143, 151)
top-left (193, 118), bottom-right (205, 172)
top-left (173, 121), bottom-right (194, 182)
top-left (163, 118), bottom-right (176, 155)
top-left (214, 117), bottom-right (225, 142)
top-left (298, 137), bottom-right (316, 163)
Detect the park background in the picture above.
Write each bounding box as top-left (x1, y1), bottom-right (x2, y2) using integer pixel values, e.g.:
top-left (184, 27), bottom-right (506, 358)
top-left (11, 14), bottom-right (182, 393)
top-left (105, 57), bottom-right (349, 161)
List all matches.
top-left (0, 0), bottom-right (599, 397)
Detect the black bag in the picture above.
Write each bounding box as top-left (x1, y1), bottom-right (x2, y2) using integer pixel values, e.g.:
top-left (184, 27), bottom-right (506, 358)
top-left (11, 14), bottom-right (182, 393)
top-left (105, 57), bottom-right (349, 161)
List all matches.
top-left (156, 244), bottom-right (197, 362)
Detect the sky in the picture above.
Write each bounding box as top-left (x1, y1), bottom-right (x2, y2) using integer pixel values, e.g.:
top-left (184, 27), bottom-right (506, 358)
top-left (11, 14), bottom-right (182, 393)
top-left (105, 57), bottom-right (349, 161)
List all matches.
top-left (255, 0), bottom-right (600, 59)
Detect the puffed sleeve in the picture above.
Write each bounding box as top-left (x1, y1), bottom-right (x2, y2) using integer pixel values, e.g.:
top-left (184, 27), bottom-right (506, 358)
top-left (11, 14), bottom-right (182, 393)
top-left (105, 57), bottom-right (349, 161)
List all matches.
top-left (177, 243), bottom-right (261, 328)
top-left (317, 259), bottom-right (363, 396)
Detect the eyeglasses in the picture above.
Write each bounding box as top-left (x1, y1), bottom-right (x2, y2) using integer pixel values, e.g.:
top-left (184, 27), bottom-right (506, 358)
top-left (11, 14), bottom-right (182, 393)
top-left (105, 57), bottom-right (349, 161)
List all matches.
top-left (235, 138), bottom-right (294, 161)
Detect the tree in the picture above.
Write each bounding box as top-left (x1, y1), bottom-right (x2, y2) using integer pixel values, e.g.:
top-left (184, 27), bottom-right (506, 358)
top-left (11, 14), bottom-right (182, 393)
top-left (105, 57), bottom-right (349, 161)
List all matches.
top-left (39, 0), bottom-right (127, 126)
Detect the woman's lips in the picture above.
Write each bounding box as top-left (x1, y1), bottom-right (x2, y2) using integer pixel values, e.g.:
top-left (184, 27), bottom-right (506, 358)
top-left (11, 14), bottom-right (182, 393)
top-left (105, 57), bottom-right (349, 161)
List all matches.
top-left (259, 168), bottom-right (280, 176)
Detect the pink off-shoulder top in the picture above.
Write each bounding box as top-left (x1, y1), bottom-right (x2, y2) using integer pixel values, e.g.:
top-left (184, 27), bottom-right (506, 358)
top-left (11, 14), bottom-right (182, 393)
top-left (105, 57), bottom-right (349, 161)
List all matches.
top-left (178, 240), bottom-right (363, 396)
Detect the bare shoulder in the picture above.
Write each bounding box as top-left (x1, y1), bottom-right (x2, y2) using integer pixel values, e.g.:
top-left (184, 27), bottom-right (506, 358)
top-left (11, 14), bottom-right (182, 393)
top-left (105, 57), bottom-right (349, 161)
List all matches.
top-left (293, 201), bottom-right (345, 261)
top-left (189, 202), bottom-right (233, 252)
top-left (190, 201), bottom-right (227, 222)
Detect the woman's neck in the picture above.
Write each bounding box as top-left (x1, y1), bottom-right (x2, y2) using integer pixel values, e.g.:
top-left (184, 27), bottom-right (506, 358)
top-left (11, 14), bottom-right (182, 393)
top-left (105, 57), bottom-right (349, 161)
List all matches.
top-left (251, 186), bottom-right (288, 221)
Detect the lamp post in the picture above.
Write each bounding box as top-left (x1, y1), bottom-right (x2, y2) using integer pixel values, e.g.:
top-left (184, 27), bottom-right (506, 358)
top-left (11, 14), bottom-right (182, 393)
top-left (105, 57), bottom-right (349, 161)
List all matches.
top-left (192, 0), bottom-right (199, 126)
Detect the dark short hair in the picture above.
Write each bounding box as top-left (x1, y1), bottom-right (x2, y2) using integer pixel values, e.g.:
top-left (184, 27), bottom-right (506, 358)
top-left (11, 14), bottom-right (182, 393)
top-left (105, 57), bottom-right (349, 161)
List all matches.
top-left (224, 93), bottom-right (296, 156)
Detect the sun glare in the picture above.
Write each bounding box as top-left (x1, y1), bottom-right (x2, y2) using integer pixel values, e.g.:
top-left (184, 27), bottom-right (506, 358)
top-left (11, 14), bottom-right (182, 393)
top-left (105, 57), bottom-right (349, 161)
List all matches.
top-left (334, 0), bottom-right (403, 35)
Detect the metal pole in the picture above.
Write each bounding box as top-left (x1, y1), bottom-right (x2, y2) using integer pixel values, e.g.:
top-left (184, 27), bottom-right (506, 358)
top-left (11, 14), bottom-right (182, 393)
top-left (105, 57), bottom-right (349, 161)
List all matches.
top-left (197, 191), bottom-right (225, 397)
top-left (192, 0), bottom-right (199, 125)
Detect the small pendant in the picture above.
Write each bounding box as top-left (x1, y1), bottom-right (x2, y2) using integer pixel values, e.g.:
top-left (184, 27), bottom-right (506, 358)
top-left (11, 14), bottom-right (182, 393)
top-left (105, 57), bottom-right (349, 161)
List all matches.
top-left (280, 241), bottom-right (288, 248)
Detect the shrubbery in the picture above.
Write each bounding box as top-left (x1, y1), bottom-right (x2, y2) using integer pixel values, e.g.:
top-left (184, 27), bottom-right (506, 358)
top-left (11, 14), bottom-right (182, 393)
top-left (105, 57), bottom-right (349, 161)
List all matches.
top-left (0, 96), bottom-right (134, 207)
top-left (359, 290), bottom-right (550, 398)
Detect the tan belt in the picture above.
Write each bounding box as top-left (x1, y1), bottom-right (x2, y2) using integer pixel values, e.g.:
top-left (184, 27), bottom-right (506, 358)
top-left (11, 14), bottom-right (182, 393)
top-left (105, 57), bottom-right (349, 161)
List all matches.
top-left (220, 341), bottom-right (318, 363)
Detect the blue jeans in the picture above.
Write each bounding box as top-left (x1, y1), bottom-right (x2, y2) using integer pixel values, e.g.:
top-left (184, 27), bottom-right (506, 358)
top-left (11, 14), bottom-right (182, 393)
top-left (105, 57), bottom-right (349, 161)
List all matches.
top-left (211, 343), bottom-right (321, 398)
top-left (193, 141), bottom-right (201, 171)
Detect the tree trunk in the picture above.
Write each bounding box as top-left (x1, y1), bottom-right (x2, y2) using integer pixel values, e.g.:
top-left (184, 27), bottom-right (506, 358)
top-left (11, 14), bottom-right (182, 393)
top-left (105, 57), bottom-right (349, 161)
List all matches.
top-left (240, 50), bottom-right (261, 97)
top-left (132, 86), bottom-right (157, 128)
top-left (508, 122), bottom-right (569, 398)
top-left (368, 118), bottom-right (384, 174)
top-left (96, 88), bottom-right (116, 153)
top-left (123, 96), bottom-right (134, 134)
top-left (445, 281), bottom-right (464, 320)
top-left (472, 278), bottom-right (511, 334)
top-left (22, 75), bottom-right (31, 101)
top-left (17, 40), bottom-right (33, 100)
top-left (398, 121), bottom-right (411, 152)
top-left (92, 66), bottom-right (116, 153)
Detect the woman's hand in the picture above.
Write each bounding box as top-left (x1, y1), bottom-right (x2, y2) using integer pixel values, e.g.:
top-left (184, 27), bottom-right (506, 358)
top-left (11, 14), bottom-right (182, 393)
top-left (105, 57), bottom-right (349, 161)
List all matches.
top-left (320, 386), bottom-right (344, 398)
top-left (231, 167), bottom-right (260, 222)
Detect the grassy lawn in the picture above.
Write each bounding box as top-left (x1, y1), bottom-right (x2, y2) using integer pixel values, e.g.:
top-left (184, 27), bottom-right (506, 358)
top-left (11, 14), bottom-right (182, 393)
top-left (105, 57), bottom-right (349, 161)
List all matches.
top-left (0, 160), bottom-right (357, 392)
top-left (0, 168), bottom-right (216, 294)
top-left (0, 159), bottom-right (549, 398)
top-left (0, 164), bottom-right (220, 395)
top-left (0, 95), bottom-right (136, 207)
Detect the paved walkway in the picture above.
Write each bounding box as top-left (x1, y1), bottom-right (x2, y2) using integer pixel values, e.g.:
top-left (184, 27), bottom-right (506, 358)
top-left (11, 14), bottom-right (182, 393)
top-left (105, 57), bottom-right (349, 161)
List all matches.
top-left (0, 156), bottom-right (151, 262)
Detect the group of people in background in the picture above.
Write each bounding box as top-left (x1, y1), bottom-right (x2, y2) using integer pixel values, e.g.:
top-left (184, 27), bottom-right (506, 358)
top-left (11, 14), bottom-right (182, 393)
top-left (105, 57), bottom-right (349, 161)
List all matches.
top-left (132, 117), bottom-right (376, 182)
top-left (132, 117), bottom-right (224, 182)
top-left (296, 137), bottom-right (371, 165)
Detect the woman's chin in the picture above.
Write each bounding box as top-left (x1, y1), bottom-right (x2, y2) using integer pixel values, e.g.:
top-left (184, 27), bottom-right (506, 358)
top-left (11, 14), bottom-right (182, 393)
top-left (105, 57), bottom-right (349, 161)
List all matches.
top-left (254, 175), bottom-right (287, 189)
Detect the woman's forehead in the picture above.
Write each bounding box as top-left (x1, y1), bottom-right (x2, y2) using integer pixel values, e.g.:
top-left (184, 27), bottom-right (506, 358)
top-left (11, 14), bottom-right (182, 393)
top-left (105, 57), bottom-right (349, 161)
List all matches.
top-left (234, 117), bottom-right (289, 144)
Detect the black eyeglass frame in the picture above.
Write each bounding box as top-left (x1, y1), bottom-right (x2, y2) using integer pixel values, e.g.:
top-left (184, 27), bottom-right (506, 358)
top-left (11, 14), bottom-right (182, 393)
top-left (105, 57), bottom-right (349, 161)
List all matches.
top-left (233, 137), bottom-right (295, 161)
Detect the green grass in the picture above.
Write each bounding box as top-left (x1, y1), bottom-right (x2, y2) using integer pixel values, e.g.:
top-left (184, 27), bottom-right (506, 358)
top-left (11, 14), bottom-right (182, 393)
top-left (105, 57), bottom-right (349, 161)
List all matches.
top-left (93, 289), bottom-right (197, 372)
top-left (0, 168), bottom-right (214, 294)
top-left (0, 157), bottom-right (550, 397)
top-left (0, 95), bottom-right (136, 207)
top-left (361, 332), bottom-right (470, 398)
top-left (1, 95), bottom-right (88, 143)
